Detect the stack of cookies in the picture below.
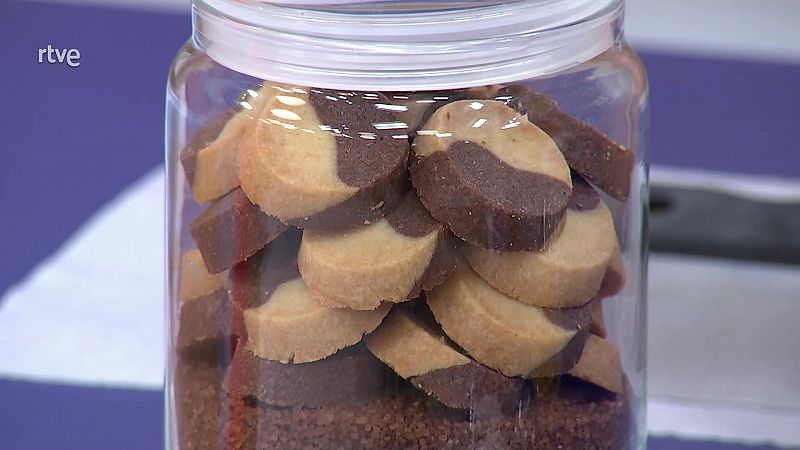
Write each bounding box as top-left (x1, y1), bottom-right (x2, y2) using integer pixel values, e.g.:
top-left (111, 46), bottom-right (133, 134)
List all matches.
top-left (175, 82), bottom-right (635, 449)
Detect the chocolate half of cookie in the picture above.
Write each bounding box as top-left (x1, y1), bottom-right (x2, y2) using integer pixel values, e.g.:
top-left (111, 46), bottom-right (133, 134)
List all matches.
top-left (367, 301), bottom-right (526, 418)
top-left (181, 87), bottom-right (269, 204)
top-left (411, 100), bottom-right (573, 251)
top-left (496, 84), bottom-right (635, 201)
top-left (190, 187), bottom-right (291, 274)
top-left (226, 343), bottom-right (394, 408)
top-left (238, 86), bottom-right (409, 232)
top-left (177, 288), bottom-right (235, 364)
top-left (232, 255), bottom-right (391, 363)
top-left (426, 263), bottom-right (594, 378)
top-left (466, 174), bottom-right (618, 308)
top-left (298, 191), bottom-right (462, 311)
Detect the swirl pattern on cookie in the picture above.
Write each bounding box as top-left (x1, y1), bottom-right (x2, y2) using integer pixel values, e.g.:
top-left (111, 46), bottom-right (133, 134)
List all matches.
top-left (190, 188), bottom-right (290, 274)
top-left (238, 86), bottom-right (408, 231)
top-left (466, 175), bottom-right (618, 308)
top-left (496, 84), bottom-right (635, 201)
top-left (426, 264), bottom-right (593, 378)
top-left (299, 191), bottom-right (461, 311)
top-left (240, 263), bottom-right (391, 363)
top-left (181, 87), bottom-right (270, 203)
top-left (366, 302), bottom-right (525, 415)
top-left (411, 100), bottom-right (572, 251)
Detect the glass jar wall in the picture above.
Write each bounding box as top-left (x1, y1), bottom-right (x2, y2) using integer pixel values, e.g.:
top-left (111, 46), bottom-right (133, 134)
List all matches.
top-left (166, 1), bottom-right (648, 448)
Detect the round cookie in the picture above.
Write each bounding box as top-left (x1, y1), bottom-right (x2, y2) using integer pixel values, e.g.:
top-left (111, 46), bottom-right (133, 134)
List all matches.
top-left (181, 86), bottom-right (271, 203)
top-left (298, 191), bottom-right (462, 311)
top-left (496, 84), bottom-right (635, 201)
top-left (238, 85), bottom-right (409, 231)
top-left (236, 261), bottom-right (391, 363)
top-left (466, 175), bottom-right (618, 308)
top-left (426, 264), bottom-right (593, 378)
top-left (366, 302), bottom-right (525, 416)
top-left (410, 99), bottom-right (573, 251)
top-left (226, 343), bottom-right (393, 408)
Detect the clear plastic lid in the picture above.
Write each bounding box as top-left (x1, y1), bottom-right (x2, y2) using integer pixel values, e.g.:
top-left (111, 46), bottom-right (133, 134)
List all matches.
top-left (194, 0), bottom-right (623, 90)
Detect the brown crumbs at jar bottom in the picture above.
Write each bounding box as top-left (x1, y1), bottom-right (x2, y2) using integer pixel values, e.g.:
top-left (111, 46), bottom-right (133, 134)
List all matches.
top-left (176, 358), bottom-right (632, 450)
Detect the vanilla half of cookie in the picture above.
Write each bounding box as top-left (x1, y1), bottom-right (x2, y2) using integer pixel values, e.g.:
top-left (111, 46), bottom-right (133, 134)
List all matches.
top-left (466, 175), bottom-right (618, 308)
top-left (568, 335), bottom-right (625, 395)
top-left (366, 302), bottom-right (525, 416)
top-left (299, 192), bottom-right (461, 311)
top-left (181, 87), bottom-right (271, 203)
top-left (426, 264), bottom-right (593, 378)
top-left (179, 248), bottom-right (227, 302)
top-left (411, 100), bottom-right (572, 251)
top-left (238, 86), bottom-right (408, 231)
top-left (242, 267), bottom-right (391, 363)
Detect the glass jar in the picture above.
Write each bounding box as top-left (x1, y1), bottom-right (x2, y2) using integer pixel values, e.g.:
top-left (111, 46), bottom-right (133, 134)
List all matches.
top-left (166, 1), bottom-right (649, 449)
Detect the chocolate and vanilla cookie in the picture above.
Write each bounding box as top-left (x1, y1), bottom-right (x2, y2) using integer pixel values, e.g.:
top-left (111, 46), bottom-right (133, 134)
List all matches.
top-left (411, 100), bottom-right (573, 251)
top-left (427, 264), bottom-right (594, 378)
top-left (495, 84), bottom-right (635, 201)
top-left (179, 248), bottom-right (227, 302)
top-left (568, 335), bottom-right (624, 394)
top-left (177, 288), bottom-right (234, 363)
top-left (226, 343), bottom-right (392, 408)
top-left (238, 85), bottom-right (408, 231)
top-left (190, 188), bottom-right (290, 274)
top-left (181, 87), bottom-right (270, 203)
top-left (590, 248), bottom-right (626, 338)
top-left (298, 191), bottom-right (461, 311)
top-left (366, 302), bottom-right (525, 416)
top-left (466, 175), bottom-right (618, 309)
top-left (232, 257), bottom-right (390, 363)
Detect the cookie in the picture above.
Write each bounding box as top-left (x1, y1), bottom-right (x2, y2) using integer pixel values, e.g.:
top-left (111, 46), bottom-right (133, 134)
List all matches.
top-left (568, 335), bottom-right (624, 395)
top-left (181, 87), bottom-right (270, 203)
top-left (531, 332), bottom-right (590, 378)
top-left (178, 248), bottom-right (227, 302)
top-left (298, 191), bottom-right (461, 310)
top-left (466, 175), bottom-right (618, 308)
top-left (177, 289), bottom-right (235, 363)
top-left (226, 343), bottom-right (392, 408)
top-left (426, 264), bottom-right (594, 378)
top-left (238, 86), bottom-right (409, 231)
top-left (589, 248), bottom-right (627, 338)
top-left (411, 100), bottom-right (573, 251)
top-left (190, 188), bottom-right (291, 274)
top-left (366, 302), bottom-right (525, 415)
top-left (496, 85), bottom-right (635, 201)
top-left (239, 263), bottom-right (391, 363)
top-left (596, 246), bottom-right (626, 300)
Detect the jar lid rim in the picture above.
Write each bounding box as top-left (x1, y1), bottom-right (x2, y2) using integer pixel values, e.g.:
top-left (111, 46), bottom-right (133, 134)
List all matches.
top-left (193, 0), bottom-right (624, 90)
top-left (198, 0), bottom-right (622, 40)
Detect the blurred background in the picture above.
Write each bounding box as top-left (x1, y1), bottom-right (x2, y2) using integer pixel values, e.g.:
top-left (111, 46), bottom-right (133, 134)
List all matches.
top-left (0, 0), bottom-right (798, 449)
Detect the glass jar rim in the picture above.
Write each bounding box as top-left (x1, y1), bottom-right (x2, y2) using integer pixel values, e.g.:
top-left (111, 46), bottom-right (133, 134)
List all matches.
top-left (193, 0), bottom-right (624, 90)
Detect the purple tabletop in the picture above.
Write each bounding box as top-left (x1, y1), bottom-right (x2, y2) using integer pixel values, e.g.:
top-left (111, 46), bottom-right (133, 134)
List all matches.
top-left (0, 1), bottom-right (795, 449)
